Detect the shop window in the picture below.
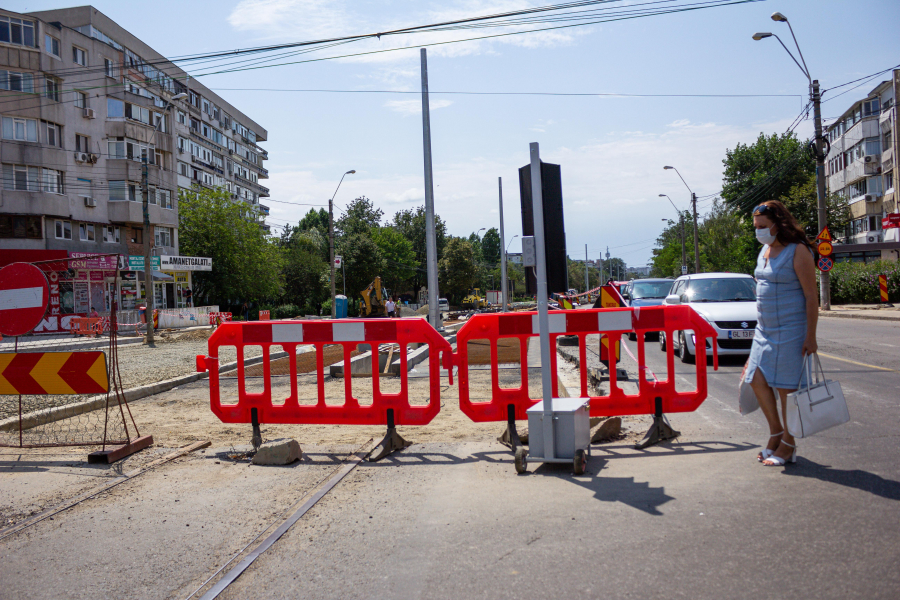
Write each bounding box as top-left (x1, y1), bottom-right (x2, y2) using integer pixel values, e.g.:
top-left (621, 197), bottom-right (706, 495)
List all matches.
top-left (0, 215), bottom-right (42, 239)
top-left (2, 116), bottom-right (38, 142)
top-left (55, 219), bottom-right (72, 240)
top-left (79, 223), bottom-right (95, 241)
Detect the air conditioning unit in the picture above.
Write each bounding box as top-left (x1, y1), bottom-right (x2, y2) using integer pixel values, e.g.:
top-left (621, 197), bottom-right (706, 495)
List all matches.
top-left (74, 152), bottom-right (91, 163)
top-left (83, 108), bottom-right (96, 119)
top-left (89, 153), bottom-right (99, 163)
top-left (865, 194), bottom-right (876, 202)
top-left (864, 155), bottom-right (879, 163)
top-left (867, 233), bottom-right (882, 243)
top-left (82, 196), bottom-right (95, 207)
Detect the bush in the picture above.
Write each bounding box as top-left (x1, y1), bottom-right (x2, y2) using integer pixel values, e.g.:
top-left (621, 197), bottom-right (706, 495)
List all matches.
top-left (828, 260), bottom-right (900, 304)
top-left (271, 304), bottom-right (302, 320)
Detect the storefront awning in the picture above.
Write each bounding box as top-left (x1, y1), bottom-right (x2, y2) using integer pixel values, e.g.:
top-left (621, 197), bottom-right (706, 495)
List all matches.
top-left (136, 271), bottom-right (175, 281)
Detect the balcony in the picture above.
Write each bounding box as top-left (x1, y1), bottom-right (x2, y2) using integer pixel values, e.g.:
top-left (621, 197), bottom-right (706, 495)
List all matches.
top-left (258, 204), bottom-right (270, 215)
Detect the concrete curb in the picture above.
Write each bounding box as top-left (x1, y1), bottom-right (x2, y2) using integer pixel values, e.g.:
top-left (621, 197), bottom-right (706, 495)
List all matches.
top-left (819, 311), bottom-right (900, 322)
top-left (0, 350), bottom-right (285, 433)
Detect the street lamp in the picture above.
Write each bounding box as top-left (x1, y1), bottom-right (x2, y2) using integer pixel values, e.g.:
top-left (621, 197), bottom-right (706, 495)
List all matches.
top-left (663, 166), bottom-right (700, 273)
top-left (659, 193), bottom-right (687, 274)
top-left (753, 12), bottom-right (830, 309)
top-left (329, 170), bottom-right (356, 318)
top-left (142, 91), bottom-right (186, 344)
top-left (505, 234), bottom-right (519, 252)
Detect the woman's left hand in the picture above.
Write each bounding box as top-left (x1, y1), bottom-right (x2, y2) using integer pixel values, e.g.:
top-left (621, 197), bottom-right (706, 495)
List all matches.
top-left (802, 336), bottom-right (818, 356)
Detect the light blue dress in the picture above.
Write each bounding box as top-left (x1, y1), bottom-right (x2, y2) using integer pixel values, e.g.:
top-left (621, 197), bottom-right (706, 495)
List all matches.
top-left (744, 243), bottom-right (812, 390)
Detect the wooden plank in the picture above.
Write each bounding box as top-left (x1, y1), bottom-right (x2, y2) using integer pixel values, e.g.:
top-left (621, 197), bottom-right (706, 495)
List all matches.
top-left (87, 434), bottom-right (154, 464)
top-left (383, 345), bottom-right (395, 374)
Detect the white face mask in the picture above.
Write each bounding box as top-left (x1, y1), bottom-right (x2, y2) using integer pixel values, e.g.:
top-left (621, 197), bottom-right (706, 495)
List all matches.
top-left (755, 227), bottom-right (777, 245)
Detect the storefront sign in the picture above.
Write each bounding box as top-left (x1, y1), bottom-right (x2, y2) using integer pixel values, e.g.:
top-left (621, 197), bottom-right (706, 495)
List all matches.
top-left (164, 271), bottom-right (190, 283)
top-left (159, 255), bottom-right (212, 271)
top-left (122, 255), bottom-right (161, 270)
top-left (68, 252), bottom-right (118, 270)
top-left (883, 213), bottom-right (900, 229)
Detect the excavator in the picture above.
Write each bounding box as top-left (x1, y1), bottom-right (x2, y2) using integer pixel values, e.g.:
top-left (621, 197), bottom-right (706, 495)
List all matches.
top-left (359, 276), bottom-right (391, 317)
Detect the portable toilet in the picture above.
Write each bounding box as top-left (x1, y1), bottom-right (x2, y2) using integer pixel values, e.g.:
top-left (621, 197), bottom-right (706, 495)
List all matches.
top-left (334, 295), bottom-right (348, 319)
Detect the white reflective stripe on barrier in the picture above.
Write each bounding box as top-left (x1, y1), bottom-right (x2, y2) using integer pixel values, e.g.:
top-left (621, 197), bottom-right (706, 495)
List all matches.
top-left (273, 323), bottom-right (304, 343)
top-left (531, 312), bottom-right (567, 334)
top-left (597, 311), bottom-right (632, 331)
top-left (333, 322), bottom-right (366, 342)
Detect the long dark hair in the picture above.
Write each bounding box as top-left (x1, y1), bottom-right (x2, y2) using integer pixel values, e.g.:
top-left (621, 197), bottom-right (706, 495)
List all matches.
top-left (753, 200), bottom-right (814, 249)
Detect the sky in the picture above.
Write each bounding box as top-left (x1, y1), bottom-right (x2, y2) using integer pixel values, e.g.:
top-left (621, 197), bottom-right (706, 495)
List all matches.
top-left (11, 0), bottom-right (900, 267)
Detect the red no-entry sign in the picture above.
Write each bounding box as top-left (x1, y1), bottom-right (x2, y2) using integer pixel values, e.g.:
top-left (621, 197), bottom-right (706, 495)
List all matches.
top-left (0, 263), bottom-right (50, 337)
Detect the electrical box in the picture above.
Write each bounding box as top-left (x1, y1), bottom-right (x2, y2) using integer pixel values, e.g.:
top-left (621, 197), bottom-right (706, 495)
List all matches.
top-left (526, 398), bottom-right (590, 460)
top-left (521, 236), bottom-right (537, 267)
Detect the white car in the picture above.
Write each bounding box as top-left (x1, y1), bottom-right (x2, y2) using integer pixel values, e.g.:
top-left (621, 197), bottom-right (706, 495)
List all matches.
top-left (438, 298), bottom-right (449, 312)
top-left (659, 273), bottom-right (757, 363)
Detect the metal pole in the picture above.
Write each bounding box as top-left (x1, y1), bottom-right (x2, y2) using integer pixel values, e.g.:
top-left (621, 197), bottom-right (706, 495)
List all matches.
top-left (680, 213), bottom-right (687, 272)
top-left (530, 142), bottom-right (554, 459)
top-left (141, 153), bottom-right (153, 343)
top-left (421, 48), bottom-right (440, 330)
top-left (329, 197), bottom-right (335, 318)
top-left (812, 79), bottom-right (831, 309)
top-left (499, 177), bottom-right (508, 312)
top-left (692, 192), bottom-right (700, 273)
top-left (584, 244), bottom-right (588, 293)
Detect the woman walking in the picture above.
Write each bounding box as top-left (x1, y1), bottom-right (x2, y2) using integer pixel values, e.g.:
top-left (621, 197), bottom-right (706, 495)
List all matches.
top-left (744, 200), bottom-right (819, 467)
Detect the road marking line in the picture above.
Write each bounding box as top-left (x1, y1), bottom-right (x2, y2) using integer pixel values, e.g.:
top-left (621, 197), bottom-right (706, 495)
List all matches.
top-left (817, 351), bottom-right (897, 373)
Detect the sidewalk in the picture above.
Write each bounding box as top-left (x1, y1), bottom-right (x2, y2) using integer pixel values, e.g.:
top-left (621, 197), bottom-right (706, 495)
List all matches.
top-left (820, 303), bottom-right (900, 322)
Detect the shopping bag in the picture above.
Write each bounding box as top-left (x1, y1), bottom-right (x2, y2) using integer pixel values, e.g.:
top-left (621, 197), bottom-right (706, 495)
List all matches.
top-left (786, 353), bottom-right (850, 438)
top-left (739, 361), bottom-right (759, 415)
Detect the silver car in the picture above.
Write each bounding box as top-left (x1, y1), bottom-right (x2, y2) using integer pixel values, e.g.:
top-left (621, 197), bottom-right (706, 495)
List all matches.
top-left (659, 273), bottom-right (757, 363)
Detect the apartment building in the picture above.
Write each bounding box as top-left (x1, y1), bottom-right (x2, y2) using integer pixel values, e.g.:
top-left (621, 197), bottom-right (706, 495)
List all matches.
top-left (0, 6), bottom-right (270, 320)
top-left (825, 70), bottom-right (900, 260)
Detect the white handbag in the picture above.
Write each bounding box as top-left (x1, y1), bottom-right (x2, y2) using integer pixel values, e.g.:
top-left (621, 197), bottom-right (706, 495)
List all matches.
top-left (786, 353), bottom-right (850, 438)
top-left (739, 361), bottom-right (759, 415)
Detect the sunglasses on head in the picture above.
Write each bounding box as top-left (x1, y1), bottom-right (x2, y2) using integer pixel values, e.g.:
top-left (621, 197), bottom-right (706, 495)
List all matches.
top-left (753, 204), bottom-right (771, 216)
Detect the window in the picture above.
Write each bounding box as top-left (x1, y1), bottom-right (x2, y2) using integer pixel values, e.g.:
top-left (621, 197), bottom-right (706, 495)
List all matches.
top-left (103, 225), bottom-right (120, 243)
top-left (863, 98), bottom-right (880, 117)
top-left (2, 116), bottom-right (38, 141)
top-left (848, 179), bottom-right (868, 199)
top-left (43, 121), bottom-right (61, 147)
top-left (155, 226), bottom-right (173, 247)
top-left (152, 111), bottom-right (166, 133)
top-left (55, 220), bottom-right (72, 240)
top-left (79, 223), bottom-right (95, 241)
top-left (2, 164), bottom-right (40, 191)
top-left (72, 46), bottom-right (87, 66)
top-left (179, 162), bottom-right (189, 176)
top-left (75, 134), bottom-right (89, 153)
top-left (865, 138), bottom-right (881, 156)
top-left (42, 168), bottom-right (64, 194)
top-left (125, 102), bottom-right (150, 124)
top-left (74, 91), bottom-right (87, 109)
top-left (0, 16), bottom-right (36, 47)
top-left (44, 77), bottom-right (60, 101)
top-left (104, 58), bottom-right (115, 78)
top-left (157, 188), bottom-right (172, 209)
top-left (202, 98), bottom-right (210, 114)
top-left (0, 70), bottom-right (35, 93)
top-left (869, 215), bottom-right (881, 232)
top-left (107, 97), bottom-right (124, 118)
top-left (885, 170), bottom-right (894, 192)
top-left (130, 227), bottom-right (142, 244)
top-left (0, 215), bottom-right (42, 239)
top-left (108, 180), bottom-right (127, 201)
top-left (107, 137), bottom-right (126, 159)
top-left (177, 110), bottom-right (186, 125)
top-left (44, 34), bottom-right (60, 56)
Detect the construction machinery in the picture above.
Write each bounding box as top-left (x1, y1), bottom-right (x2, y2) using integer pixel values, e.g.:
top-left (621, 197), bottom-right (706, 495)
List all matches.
top-left (460, 288), bottom-right (485, 310)
top-left (360, 276), bottom-right (391, 317)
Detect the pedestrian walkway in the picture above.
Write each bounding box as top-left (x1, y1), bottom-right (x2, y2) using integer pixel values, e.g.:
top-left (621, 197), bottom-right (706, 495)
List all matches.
top-left (821, 304), bottom-right (900, 322)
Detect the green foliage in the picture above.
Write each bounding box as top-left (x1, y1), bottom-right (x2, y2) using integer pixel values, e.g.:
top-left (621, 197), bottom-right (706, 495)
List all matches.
top-left (780, 177), bottom-right (850, 240)
top-left (280, 232), bottom-right (329, 313)
top-left (828, 260), bottom-right (900, 304)
top-left (699, 200), bottom-right (757, 274)
top-left (481, 228), bottom-right (501, 264)
top-left (721, 132), bottom-right (814, 214)
top-left (390, 206), bottom-right (447, 292)
top-left (178, 186), bottom-right (283, 305)
top-left (439, 237), bottom-right (477, 301)
top-left (371, 226), bottom-right (417, 292)
top-left (270, 304), bottom-right (303, 319)
top-left (337, 232), bottom-right (385, 298)
top-left (337, 196), bottom-right (383, 236)
top-left (297, 208), bottom-right (329, 234)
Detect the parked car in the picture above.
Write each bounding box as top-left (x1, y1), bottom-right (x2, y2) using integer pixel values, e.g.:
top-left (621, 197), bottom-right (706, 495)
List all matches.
top-left (438, 298), bottom-right (449, 313)
top-left (659, 273), bottom-right (757, 363)
top-left (621, 278), bottom-right (674, 340)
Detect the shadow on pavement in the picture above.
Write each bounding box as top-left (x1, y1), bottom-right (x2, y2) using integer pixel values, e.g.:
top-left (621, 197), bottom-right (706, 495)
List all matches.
top-left (596, 440), bottom-right (755, 459)
top-left (784, 459), bottom-right (900, 501)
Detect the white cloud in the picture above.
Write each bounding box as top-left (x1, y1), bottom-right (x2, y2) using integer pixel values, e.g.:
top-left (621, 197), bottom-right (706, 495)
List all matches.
top-left (227, 0), bottom-right (584, 63)
top-left (384, 99), bottom-right (453, 115)
top-left (667, 119), bottom-right (691, 128)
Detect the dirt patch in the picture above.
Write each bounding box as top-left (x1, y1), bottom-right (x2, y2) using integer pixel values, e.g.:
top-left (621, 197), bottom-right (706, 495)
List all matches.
top-left (464, 337), bottom-right (523, 365)
top-left (223, 345), bottom-right (362, 377)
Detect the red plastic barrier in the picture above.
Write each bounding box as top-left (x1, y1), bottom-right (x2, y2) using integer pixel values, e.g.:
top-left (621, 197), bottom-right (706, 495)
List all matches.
top-left (455, 306), bottom-right (718, 422)
top-left (258, 310), bottom-right (270, 321)
top-left (208, 312), bottom-right (232, 326)
top-left (196, 318), bottom-right (454, 426)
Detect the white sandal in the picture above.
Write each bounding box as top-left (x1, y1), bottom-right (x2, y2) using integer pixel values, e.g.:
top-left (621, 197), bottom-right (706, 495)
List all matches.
top-left (757, 431), bottom-right (783, 462)
top-left (763, 440), bottom-right (797, 466)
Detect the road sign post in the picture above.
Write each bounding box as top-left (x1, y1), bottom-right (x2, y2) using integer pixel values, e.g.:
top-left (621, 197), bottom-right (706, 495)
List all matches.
top-left (816, 226), bottom-right (834, 274)
top-left (0, 263), bottom-right (50, 337)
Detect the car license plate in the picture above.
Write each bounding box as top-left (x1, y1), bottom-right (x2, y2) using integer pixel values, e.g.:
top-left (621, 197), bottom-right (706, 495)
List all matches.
top-left (728, 330), bottom-right (755, 339)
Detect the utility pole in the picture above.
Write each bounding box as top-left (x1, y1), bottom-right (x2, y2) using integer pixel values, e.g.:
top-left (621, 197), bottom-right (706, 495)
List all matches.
top-left (421, 48), bottom-right (440, 330)
top-left (141, 152), bottom-right (154, 343)
top-left (606, 246), bottom-right (611, 282)
top-left (329, 197), bottom-right (335, 318)
top-left (499, 177), bottom-right (508, 312)
top-left (584, 244), bottom-right (588, 292)
top-left (691, 192), bottom-right (700, 273)
top-left (680, 213), bottom-right (687, 271)
top-left (812, 79), bottom-right (831, 309)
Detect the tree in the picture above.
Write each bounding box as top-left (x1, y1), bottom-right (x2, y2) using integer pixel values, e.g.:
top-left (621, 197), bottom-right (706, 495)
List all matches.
top-left (337, 196), bottom-right (383, 237)
top-left (337, 232), bottom-right (385, 301)
top-left (281, 234), bottom-right (329, 313)
top-left (371, 226), bottom-right (417, 293)
top-left (298, 208), bottom-right (329, 234)
top-left (699, 200), bottom-right (756, 274)
top-left (721, 132), bottom-right (814, 215)
top-left (178, 186), bottom-right (282, 306)
top-left (780, 177), bottom-right (850, 240)
top-left (481, 228), bottom-right (501, 265)
top-left (438, 237), bottom-right (477, 302)
top-left (390, 206), bottom-right (447, 292)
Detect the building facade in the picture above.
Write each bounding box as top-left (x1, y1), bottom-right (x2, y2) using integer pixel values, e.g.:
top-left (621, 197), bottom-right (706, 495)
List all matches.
top-left (0, 6), bottom-right (269, 320)
top-left (825, 70), bottom-right (899, 260)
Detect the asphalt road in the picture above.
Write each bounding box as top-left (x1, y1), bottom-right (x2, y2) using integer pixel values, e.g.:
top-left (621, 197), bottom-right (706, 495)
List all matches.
top-left (2, 318), bottom-right (897, 599)
top-left (216, 317), bottom-right (899, 599)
